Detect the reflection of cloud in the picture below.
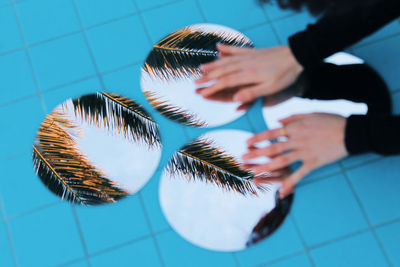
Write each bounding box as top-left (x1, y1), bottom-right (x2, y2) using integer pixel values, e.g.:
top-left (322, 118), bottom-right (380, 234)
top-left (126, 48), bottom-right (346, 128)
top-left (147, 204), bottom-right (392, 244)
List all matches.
top-left (160, 130), bottom-right (279, 251)
top-left (65, 100), bottom-right (161, 194)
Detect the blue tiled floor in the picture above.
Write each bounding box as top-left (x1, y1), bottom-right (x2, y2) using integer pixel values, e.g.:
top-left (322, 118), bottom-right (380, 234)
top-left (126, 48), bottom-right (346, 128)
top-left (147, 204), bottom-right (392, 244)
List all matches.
top-left (1, 0), bottom-right (399, 267)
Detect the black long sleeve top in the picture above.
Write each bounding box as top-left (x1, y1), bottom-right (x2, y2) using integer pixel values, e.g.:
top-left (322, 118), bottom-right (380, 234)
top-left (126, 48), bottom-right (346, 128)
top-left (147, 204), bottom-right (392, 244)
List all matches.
top-left (288, 0), bottom-right (400, 155)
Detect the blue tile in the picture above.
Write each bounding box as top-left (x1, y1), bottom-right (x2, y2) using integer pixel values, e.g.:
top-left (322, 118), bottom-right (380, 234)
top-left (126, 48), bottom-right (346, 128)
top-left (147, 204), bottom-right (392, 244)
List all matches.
top-left (75, 0), bottom-right (137, 27)
top-left (300, 162), bottom-right (342, 185)
top-left (376, 221), bottom-right (400, 267)
top-left (0, 0), bottom-right (11, 6)
top-left (291, 174), bottom-right (368, 246)
top-left (102, 64), bottom-right (143, 101)
top-left (236, 217), bottom-right (305, 267)
top-left (29, 33), bottom-right (96, 90)
top-left (9, 203), bottom-right (85, 267)
top-left (353, 36), bottom-right (400, 92)
top-left (75, 195), bottom-right (151, 254)
top-left (354, 20), bottom-right (400, 48)
top-left (140, 171), bottom-right (170, 232)
top-left (135, 0), bottom-right (177, 11)
top-left (85, 16), bottom-right (150, 73)
top-left (310, 231), bottom-right (389, 267)
top-left (142, 0), bottom-right (205, 42)
top-left (199, 0), bottom-right (266, 31)
top-left (272, 12), bottom-right (316, 45)
top-left (242, 23), bottom-right (281, 48)
top-left (156, 230), bottom-right (237, 267)
top-left (41, 78), bottom-right (102, 112)
top-left (0, 6), bottom-right (23, 53)
top-left (267, 253), bottom-right (312, 267)
top-left (0, 50), bottom-right (37, 105)
top-left (341, 153), bottom-right (381, 169)
top-left (0, 96), bottom-right (44, 160)
top-left (393, 91), bottom-right (400, 115)
top-left (89, 237), bottom-right (162, 267)
top-left (64, 260), bottom-right (90, 267)
top-left (0, 221), bottom-right (14, 267)
top-left (262, 2), bottom-right (298, 21)
top-left (15, 0), bottom-right (80, 44)
top-left (346, 156), bottom-right (400, 225)
top-left (0, 155), bottom-right (60, 218)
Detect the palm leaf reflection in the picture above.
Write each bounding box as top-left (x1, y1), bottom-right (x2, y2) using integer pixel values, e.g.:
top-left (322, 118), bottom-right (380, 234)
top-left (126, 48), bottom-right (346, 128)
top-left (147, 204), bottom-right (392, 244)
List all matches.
top-left (71, 92), bottom-right (264, 196)
top-left (143, 27), bottom-right (254, 80)
top-left (33, 110), bottom-right (128, 205)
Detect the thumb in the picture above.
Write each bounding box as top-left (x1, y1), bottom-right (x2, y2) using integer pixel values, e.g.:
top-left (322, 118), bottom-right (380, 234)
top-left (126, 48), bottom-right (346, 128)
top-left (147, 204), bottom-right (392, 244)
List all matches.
top-left (217, 43), bottom-right (253, 55)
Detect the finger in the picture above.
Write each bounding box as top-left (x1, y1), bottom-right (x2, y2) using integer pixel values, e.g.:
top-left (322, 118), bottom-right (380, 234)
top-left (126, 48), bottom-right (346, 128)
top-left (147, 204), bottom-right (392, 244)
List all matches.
top-left (247, 128), bottom-right (286, 146)
top-left (200, 72), bottom-right (257, 97)
top-left (195, 63), bottom-right (243, 84)
top-left (256, 152), bottom-right (300, 173)
top-left (236, 102), bottom-right (254, 111)
top-left (279, 166), bottom-right (309, 198)
top-left (252, 168), bottom-right (292, 184)
top-left (233, 84), bottom-right (267, 103)
top-left (217, 43), bottom-right (254, 55)
top-left (242, 141), bottom-right (293, 161)
top-left (202, 89), bottom-right (238, 102)
top-left (279, 114), bottom-right (309, 125)
top-left (199, 57), bottom-right (240, 73)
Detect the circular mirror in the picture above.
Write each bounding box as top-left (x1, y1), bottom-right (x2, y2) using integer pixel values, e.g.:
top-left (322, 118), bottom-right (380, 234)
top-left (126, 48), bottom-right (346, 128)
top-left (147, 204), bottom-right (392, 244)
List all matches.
top-left (140, 23), bottom-right (254, 127)
top-left (159, 129), bottom-right (293, 251)
top-left (32, 92), bottom-right (161, 205)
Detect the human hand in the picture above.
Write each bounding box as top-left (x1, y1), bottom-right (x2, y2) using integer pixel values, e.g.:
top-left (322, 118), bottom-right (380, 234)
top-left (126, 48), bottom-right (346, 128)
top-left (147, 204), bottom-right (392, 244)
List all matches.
top-left (242, 113), bottom-right (349, 198)
top-left (195, 44), bottom-right (303, 108)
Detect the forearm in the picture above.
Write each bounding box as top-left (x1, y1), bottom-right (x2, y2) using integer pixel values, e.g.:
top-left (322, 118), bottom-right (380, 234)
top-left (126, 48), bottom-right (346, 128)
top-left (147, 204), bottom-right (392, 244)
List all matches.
top-left (288, 0), bottom-right (400, 69)
top-left (345, 114), bottom-right (400, 155)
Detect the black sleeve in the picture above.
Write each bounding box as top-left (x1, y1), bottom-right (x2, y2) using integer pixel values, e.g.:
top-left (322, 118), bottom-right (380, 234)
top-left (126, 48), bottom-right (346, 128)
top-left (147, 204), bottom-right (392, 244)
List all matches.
top-left (288, 0), bottom-right (400, 69)
top-left (345, 115), bottom-right (400, 155)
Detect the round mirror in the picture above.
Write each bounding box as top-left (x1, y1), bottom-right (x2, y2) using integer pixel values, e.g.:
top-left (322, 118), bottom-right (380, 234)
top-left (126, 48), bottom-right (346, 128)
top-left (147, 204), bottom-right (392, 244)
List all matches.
top-left (32, 92), bottom-right (161, 205)
top-left (140, 23), bottom-right (254, 127)
top-left (159, 129), bottom-right (293, 251)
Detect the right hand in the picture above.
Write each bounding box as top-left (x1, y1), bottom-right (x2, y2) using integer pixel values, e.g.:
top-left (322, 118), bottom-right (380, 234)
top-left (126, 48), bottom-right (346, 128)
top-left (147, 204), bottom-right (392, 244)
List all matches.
top-left (195, 44), bottom-right (303, 108)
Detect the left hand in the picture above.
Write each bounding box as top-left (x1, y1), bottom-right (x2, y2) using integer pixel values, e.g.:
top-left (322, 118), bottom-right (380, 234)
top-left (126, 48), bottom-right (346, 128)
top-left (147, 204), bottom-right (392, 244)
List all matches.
top-left (242, 113), bottom-right (349, 198)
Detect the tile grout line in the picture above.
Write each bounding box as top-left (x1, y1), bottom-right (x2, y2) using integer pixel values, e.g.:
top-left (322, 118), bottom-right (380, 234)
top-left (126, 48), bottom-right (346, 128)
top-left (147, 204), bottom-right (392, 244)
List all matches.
top-left (130, 0), bottom-right (194, 144)
top-left (10, 0), bottom-right (47, 114)
top-left (0, 0), bottom-right (186, 57)
top-left (287, 215), bottom-right (317, 267)
top-left (71, 206), bottom-right (92, 267)
top-left (352, 31), bottom-right (400, 50)
top-left (137, 193), bottom-right (167, 267)
top-left (128, 2), bottom-right (167, 265)
top-left (256, 250), bottom-right (306, 267)
top-left (339, 162), bottom-right (394, 267)
top-left (1, 2), bottom-right (398, 61)
top-left (297, 155), bottom-right (385, 189)
top-left (260, 5), bottom-right (283, 45)
top-left (70, 0), bottom-right (107, 91)
top-left (53, 257), bottom-right (87, 267)
top-left (194, 0), bottom-right (208, 23)
top-left (7, 201), bottom-right (61, 222)
top-left (68, 2), bottom-right (116, 264)
top-left (0, 196), bottom-right (19, 267)
top-left (87, 227), bottom-right (172, 259)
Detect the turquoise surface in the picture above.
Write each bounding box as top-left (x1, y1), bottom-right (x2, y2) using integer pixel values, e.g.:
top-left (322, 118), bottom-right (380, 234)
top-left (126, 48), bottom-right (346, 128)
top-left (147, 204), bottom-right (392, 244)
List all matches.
top-left (0, 0), bottom-right (399, 266)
